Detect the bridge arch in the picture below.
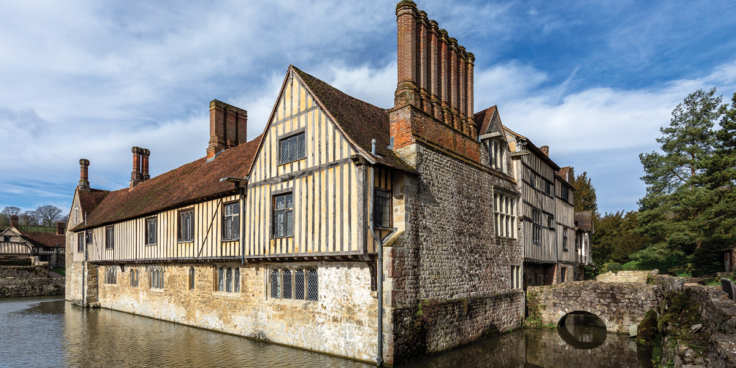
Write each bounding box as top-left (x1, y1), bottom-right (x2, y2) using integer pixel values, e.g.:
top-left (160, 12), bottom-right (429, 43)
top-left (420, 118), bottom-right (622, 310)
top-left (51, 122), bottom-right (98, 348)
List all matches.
top-left (527, 281), bottom-right (662, 334)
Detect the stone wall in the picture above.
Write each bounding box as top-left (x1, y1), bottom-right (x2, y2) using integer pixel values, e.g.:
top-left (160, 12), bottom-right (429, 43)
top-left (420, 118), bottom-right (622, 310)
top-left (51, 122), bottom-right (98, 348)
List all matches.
top-left (92, 261), bottom-right (379, 363)
top-left (0, 278), bottom-right (64, 298)
top-left (596, 270), bottom-right (650, 284)
top-left (0, 265), bottom-right (48, 279)
top-left (386, 144), bottom-right (524, 365)
top-left (527, 280), bottom-right (663, 333)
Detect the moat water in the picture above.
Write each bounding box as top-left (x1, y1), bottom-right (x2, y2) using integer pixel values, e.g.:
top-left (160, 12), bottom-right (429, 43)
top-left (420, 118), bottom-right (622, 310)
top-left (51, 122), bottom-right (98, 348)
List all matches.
top-left (0, 297), bottom-right (657, 367)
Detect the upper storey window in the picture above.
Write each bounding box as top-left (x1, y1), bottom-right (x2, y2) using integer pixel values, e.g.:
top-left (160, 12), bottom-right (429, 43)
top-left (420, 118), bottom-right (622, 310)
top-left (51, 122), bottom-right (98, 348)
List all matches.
top-left (273, 193), bottom-right (293, 238)
top-left (178, 210), bottom-right (194, 243)
top-left (561, 185), bottom-right (570, 203)
top-left (489, 140), bottom-right (506, 173)
top-left (145, 217), bottom-right (157, 245)
top-left (374, 190), bottom-right (391, 228)
top-left (280, 132), bottom-right (306, 164)
top-left (222, 203), bottom-right (240, 241)
top-left (77, 233), bottom-right (84, 253)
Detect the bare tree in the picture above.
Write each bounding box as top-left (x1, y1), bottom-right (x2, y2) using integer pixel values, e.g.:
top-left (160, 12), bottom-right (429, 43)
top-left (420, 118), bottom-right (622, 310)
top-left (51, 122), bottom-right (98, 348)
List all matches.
top-left (35, 205), bottom-right (63, 226)
top-left (0, 206), bottom-right (22, 228)
top-left (19, 211), bottom-right (39, 226)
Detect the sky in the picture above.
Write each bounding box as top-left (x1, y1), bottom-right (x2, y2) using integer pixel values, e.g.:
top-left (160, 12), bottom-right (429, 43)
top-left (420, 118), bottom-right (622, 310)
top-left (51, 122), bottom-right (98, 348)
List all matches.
top-left (1, 0), bottom-right (735, 217)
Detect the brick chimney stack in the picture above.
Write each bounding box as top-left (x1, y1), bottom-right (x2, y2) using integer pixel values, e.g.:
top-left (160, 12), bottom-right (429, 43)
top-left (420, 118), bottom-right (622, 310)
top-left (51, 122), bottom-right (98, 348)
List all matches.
top-left (56, 221), bottom-right (66, 235)
top-left (130, 147), bottom-right (143, 188)
top-left (10, 215), bottom-right (18, 229)
top-left (141, 148), bottom-right (150, 181)
top-left (540, 146), bottom-right (549, 157)
top-left (78, 159), bottom-right (90, 191)
top-left (207, 100), bottom-right (248, 160)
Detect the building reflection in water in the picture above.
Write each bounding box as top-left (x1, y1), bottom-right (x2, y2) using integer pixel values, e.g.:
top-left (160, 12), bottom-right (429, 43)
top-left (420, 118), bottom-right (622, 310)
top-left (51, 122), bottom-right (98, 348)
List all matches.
top-left (0, 298), bottom-right (656, 368)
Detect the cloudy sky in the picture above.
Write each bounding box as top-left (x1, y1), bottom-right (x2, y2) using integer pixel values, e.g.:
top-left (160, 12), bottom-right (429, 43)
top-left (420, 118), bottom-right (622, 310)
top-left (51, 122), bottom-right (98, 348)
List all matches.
top-left (1, 0), bottom-right (735, 217)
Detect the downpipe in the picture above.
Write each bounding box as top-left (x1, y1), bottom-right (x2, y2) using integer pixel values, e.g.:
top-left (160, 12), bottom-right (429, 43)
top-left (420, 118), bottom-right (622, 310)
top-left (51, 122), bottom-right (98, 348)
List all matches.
top-left (368, 139), bottom-right (384, 366)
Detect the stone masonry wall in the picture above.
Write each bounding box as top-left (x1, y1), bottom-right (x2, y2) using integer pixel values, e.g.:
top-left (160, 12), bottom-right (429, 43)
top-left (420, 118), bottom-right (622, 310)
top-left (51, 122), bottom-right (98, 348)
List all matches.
top-left (93, 261), bottom-right (379, 363)
top-left (0, 266), bottom-right (49, 279)
top-left (527, 281), bottom-right (663, 333)
top-left (0, 278), bottom-right (64, 298)
top-left (386, 143), bottom-right (524, 365)
top-left (596, 270), bottom-right (650, 284)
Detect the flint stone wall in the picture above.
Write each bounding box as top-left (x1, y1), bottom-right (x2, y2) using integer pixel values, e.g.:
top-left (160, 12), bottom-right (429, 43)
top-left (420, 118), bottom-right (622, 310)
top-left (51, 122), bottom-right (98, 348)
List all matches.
top-left (527, 281), bottom-right (663, 333)
top-left (386, 144), bottom-right (524, 365)
top-left (596, 270), bottom-right (650, 284)
top-left (0, 278), bottom-right (64, 298)
top-left (0, 266), bottom-right (48, 279)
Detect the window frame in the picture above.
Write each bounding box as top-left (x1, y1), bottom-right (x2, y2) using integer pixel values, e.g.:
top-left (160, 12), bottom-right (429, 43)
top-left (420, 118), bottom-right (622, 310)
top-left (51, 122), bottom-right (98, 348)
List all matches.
top-left (178, 209), bottom-right (194, 243)
top-left (105, 226), bottom-right (114, 250)
top-left (222, 202), bottom-right (240, 241)
top-left (268, 267), bottom-right (317, 302)
top-left (189, 267), bottom-right (195, 290)
top-left (374, 189), bottom-right (392, 229)
top-left (278, 131), bottom-right (306, 165)
top-left (77, 233), bottom-right (84, 253)
top-left (494, 192), bottom-right (517, 239)
top-left (131, 269), bottom-right (139, 288)
top-left (272, 193), bottom-right (294, 239)
top-left (216, 266), bottom-right (240, 294)
top-left (145, 217), bottom-right (157, 246)
top-left (561, 185), bottom-right (569, 202)
top-left (532, 209), bottom-right (542, 245)
top-left (563, 228), bottom-right (568, 252)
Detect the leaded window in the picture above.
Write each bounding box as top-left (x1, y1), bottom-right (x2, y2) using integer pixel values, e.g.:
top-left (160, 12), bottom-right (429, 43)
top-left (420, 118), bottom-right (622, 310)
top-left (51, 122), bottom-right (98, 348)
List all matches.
top-left (234, 268), bottom-right (240, 293)
top-left (218, 267), bottom-right (224, 292)
top-left (105, 226), bottom-right (114, 250)
top-left (375, 190), bottom-right (391, 228)
top-left (273, 193), bottom-right (293, 238)
top-left (105, 267), bottom-right (117, 284)
top-left (150, 268), bottom-right (164, 289)
top-left (179, 210), bottom-right (194, 242)
top-left (494, 193), bottom-right (517, 239)
top-left (226, 267), bottom-right (233, 292)
top-left (189, 267), bottom-right (195, 290)
top-left (145, 217), bottom-right (157, 245)
top-left (283, 270), bottom-right (292, 299)
top-left (280, 132), bottom-right (306, 164)
top-left (269, 268), bottom-right (317, 301)
top-left (532, 209), bottom-right (542, 245)
top-left (223, 203), bottom-right (240, 241)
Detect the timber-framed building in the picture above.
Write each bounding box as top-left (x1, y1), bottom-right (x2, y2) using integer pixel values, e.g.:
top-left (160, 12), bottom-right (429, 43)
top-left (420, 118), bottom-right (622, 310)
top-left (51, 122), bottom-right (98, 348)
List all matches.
top-left (66, 1), bottom-right (527, 365)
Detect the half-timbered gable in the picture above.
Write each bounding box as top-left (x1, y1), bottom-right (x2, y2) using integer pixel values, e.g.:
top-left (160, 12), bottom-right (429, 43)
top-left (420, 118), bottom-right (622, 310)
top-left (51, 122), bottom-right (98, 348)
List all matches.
top-left (244, 66), bottom-right (402, 259)
top-left (1, 222), bottom-right (66, 266)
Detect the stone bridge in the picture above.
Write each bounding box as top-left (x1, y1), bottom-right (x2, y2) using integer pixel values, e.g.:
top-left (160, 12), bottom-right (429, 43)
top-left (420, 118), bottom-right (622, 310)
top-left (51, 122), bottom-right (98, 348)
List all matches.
top-left (527, 280), bottom-right (663, 334)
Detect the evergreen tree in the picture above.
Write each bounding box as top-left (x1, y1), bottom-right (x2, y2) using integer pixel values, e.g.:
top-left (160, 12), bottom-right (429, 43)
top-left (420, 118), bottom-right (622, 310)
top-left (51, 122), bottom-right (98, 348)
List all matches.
top-left (635, 88), bottom-right (726, 261)
top-left (570, 170), bottom-right (598, 214)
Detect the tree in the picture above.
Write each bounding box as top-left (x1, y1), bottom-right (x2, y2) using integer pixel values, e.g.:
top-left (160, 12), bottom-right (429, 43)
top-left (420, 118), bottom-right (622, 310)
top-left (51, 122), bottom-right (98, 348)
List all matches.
top-left (0, 206), bottom-right (21, 228)
top-left (35, 205), bottom-right (63, 226)
top-left (635, 88), bottom-right (726, 260)
top-left (592, 211), bottom-right (648, 265)
top-left (19, 211), bottom-right (39, 227)
top-left (570, 170), bottom-right (598, 214)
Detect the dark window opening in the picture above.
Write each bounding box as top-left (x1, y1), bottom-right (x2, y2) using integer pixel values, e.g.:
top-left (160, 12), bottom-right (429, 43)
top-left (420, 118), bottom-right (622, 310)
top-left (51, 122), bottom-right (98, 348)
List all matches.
top-left (532, 209), bottom-right (542, 245)
top-left (280, 132), bottom-right (306, 164)
top-left (563, 228), bottom-right (569, 252)
top-left (375, 189), bottom-right (391, 228)
top-left (105, 226), bottom-right (114, 250)
top-left (189, 267), bottom-right (195, 290)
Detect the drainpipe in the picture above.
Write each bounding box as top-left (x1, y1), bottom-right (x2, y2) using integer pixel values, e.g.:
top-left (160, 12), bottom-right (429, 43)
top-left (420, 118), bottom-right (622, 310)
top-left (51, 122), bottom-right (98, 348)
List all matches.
top-left (82, 212), bottom-right (87, 308)
top-left (368, 139), bottom-right (384, 367)
top-left (240, 185), bottom-right (245, 266)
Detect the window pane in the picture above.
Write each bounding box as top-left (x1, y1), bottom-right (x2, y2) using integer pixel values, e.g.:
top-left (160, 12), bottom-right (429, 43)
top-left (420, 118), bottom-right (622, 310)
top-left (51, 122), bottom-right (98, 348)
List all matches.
top-left (276, 196), bottom-right (285, 210)
top-left (232, 215), bottom-right (240, 240)
top-left (234, 268), bottom-right (240, 293)
top-left (271, 270), bottom-right (280, 298)
top-left (226, 268), bottom-right (232, 293)
top-left (285, 194), bottom-right (293, 209)
top-left (307, 269), bottom-right (318, 301)
top-left (286, 210), bottom-right (293, 237)
top-left (295, 270), bottom-right (305, 300)
top-left (283, 270), bottom-right (292, 299)
top-left (297, 133), bottom-right (305, 159)
top-left (218, 268), bottom-right (224, 292)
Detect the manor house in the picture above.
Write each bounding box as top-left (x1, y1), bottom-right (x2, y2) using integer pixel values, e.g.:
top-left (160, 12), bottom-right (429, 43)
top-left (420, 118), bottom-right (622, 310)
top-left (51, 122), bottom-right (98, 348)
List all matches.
top-left (63, 1), bottom-right (586, 364)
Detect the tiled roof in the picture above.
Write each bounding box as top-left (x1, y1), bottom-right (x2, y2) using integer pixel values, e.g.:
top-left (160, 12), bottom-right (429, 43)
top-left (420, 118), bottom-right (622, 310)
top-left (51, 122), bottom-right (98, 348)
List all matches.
top-left (21, 232), bottom-right (65, 248)
top-left (78, 189), bottom-right (110, 217)
top-left (292, 66), bottom-right (413, 172)
top-left (72, 135), bottom-right (262, 231)
top-left (474, 106), bottom-right (497, 135)
top-left (575, 211), bottom-right (593, 232)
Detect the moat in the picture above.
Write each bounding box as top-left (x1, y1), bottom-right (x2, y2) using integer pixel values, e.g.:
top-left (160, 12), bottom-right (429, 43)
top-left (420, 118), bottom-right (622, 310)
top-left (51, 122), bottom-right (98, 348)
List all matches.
top-left (0, 297), bottom-right (656, 367)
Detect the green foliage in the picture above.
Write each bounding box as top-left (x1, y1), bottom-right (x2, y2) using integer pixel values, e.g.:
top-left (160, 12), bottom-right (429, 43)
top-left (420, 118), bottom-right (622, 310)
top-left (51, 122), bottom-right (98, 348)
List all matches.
top-left (635, 88), bottom-right (734, 264)
top-left (583, 265), bottom-right (598, 280)
top-left (692, 238), bottom-right (730, 276)
top-left (592, 211), bottom-right (649, 264)
top-left (604, 262), bottom-right (622, 273)
top-left (570, 170), bottom-right (598, 214)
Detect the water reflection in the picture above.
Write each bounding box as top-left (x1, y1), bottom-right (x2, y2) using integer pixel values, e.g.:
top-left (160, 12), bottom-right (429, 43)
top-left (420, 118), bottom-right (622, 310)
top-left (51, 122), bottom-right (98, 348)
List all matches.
top-left (557, 313), bottom-right (608, 349)
top-left (0, 297), bottom-right (655, 368)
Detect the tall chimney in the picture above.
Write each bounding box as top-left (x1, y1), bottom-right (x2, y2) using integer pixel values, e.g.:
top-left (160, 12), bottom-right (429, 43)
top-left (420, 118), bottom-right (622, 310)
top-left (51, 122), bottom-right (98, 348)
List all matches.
top-left (141, 148), bottom-right (150, 181)
top-left (10, 215), bottom-right (18, 229)
top-left (208, 100), bottom-right (248, 160)
top-left (78, 159), bottom-right (90, 191)
top-left (466, 53), bottom-right (475, 138)
top-left (395, 0), bottom-right (419, 108)
top-left (130, 147), bottom-right (143, 188)
top-left (439, 29), bottom-right (451, 126)
top-left (429, 20), bottom-right (441, 120)
top-left (458, 45), bottom-right (467, 135)
top-left (57, 221), bottom-right (66, 235)
top-left (540, 145), bottom-right (549, 157)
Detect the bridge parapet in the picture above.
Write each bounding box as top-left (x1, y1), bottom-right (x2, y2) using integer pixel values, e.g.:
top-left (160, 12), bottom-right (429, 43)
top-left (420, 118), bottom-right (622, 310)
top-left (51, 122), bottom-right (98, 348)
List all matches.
top-left (527, 280), bottom-right (663, 334)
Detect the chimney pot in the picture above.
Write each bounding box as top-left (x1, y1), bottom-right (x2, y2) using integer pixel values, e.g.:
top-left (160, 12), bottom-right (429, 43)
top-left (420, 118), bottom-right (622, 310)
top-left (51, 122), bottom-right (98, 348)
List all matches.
top-left (130, 147), bottom-right (143, 188)
top-left (56, 221), bottom-right (66, 235)
top-left (540, 145), bottom-right (549, 157)
top-left (208, 100), bottom-right (248, 160)
top-left (10, 215), bottom-right (18, 229)
top-left (78, 159), bottom-right (90, 191)
top-left (141, 148), bottom-right (150, 181)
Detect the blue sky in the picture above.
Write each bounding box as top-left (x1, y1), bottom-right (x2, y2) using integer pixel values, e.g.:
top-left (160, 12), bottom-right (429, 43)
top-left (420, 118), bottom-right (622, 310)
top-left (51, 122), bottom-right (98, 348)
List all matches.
top-left (1, 0), bottom-right (735, 217)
